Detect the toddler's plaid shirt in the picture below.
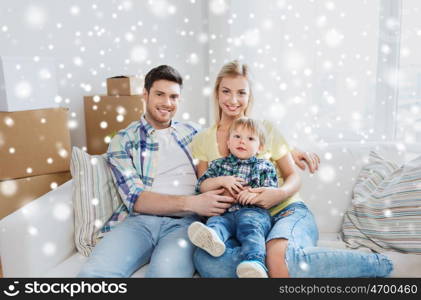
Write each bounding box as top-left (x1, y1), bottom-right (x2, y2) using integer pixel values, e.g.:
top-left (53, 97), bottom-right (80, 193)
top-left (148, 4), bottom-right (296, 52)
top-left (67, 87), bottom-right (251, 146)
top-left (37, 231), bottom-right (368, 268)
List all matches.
top-left (196, 154), bottom-right (278, 211)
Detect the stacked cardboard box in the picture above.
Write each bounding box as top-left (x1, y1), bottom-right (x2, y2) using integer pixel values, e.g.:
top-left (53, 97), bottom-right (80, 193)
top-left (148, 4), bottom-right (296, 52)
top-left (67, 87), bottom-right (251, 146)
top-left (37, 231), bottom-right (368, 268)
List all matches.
top-left (106, 76), bottom-right (142, 96)
top-left (0, 57), bottom-right (71, 219)
top-left (0, 108), bottom-right (72, 219)
top-left (84, 76), bottom-right (145, 155)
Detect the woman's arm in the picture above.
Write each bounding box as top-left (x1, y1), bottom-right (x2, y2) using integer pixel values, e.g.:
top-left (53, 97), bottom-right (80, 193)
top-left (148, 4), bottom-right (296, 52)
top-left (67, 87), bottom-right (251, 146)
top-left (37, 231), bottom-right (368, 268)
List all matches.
top-left (248, 153), bottom-right (301, 209)
top-left (275, 152), bottom-right (301, 198)
top-left (200, 177), bottom-right (223, 192)
top-left (196, 160), bottom-right (209, 178)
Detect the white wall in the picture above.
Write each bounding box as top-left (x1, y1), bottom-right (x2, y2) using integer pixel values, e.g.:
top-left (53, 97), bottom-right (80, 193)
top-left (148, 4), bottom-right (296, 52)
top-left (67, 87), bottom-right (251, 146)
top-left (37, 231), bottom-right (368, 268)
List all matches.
top-left (1, 0), bottom-right (420, 151)
top-left (397, 0), bottom-right (421, 144)
top-left (208, 0), bottom-right (382, 147)
top-left (0, 0), bottom-right (210, 148)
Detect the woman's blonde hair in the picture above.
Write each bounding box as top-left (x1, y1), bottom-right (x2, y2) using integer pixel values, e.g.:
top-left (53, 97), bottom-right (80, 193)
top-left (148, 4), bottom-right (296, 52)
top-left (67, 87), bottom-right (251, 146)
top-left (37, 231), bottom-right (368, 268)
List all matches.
top-left (229, 117), bottom-right (266, 147)
top-left (213, 60), bottom-right (254, 123)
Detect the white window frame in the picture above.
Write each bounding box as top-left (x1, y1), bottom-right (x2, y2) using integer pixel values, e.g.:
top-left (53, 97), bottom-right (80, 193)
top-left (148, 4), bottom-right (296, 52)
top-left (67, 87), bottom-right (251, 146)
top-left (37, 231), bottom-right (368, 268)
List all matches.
top-left (374, 0), bottom-right (402, 141)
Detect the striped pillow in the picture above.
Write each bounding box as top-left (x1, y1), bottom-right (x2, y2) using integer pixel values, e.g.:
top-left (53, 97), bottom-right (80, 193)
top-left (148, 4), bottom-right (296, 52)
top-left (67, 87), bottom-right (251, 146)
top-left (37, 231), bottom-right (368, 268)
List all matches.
top-left (342, 151), bottom-right (421, 254)
top-left (353, 151), bottom-right (398, 201)
top-left (70, 147), bottom-right (122, 256)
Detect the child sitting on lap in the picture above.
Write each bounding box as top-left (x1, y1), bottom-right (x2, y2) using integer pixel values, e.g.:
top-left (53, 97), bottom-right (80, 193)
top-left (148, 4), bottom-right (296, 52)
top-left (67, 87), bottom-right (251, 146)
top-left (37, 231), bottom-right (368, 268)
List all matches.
top-left (188, 117), bottom-right (278, 278)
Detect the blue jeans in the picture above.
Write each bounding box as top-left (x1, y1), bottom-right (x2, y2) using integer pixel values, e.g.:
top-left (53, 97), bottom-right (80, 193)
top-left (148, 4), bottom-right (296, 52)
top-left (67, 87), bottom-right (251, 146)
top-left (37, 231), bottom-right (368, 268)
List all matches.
top-left (78, 214), bottom-right (198, 278)
top-left (207, 207), bottom-right (272, 265)
top-left (193, 202), bottom-right (393, 277)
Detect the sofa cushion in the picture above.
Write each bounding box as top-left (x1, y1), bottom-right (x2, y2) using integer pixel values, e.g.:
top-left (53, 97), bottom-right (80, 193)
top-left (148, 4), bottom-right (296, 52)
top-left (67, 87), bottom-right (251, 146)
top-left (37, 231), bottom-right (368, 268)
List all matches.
top-left (352, 151), bottom-right (399, 200)
top-left (43, 252), bottom-right (149, 278)
top-left (300, 142), bottom-right (416, 234)
top-left (342, 151), bottom-right (421, 254)
top-left (70, 147), bottom-right (122, 256)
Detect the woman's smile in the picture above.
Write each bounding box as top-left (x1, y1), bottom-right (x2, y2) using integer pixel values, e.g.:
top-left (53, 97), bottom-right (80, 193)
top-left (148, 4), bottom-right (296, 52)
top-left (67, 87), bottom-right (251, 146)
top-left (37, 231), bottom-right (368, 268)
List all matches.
top-left (224, 104), bottom-right (241, 112)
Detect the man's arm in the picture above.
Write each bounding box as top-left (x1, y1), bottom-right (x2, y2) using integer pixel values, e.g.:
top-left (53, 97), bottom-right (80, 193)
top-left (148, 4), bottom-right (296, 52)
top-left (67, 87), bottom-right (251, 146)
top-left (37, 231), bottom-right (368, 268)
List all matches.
top-left (107, 134), bottom-right (235, 217)
top-left (291, 148), bottom-right (321, 173)
top-left (134, 189), bottom-right (235, 217)
top-left (106, 133), bottom-right (146, 214)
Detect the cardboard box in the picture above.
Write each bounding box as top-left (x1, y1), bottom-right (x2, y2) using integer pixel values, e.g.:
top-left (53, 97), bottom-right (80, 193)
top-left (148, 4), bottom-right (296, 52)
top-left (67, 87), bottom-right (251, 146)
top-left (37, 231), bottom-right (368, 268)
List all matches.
top-left (0, 56), bottom-right (59, 112)
top-left (0, 108), bottom-right (71, 180)
top-left (0, 171), bottom-right (71, 219)
top-left (106, 76), bottom-right (142, 96)
top-left (84, 95), bottom-right (145, 155)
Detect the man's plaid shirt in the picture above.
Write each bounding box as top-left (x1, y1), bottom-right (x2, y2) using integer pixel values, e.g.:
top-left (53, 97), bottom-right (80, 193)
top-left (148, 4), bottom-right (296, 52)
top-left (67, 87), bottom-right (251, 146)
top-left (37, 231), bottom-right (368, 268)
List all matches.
top-left (196, 154), bottom-right (278, 211)
top-left (101, 115), bottom-right (199, 234)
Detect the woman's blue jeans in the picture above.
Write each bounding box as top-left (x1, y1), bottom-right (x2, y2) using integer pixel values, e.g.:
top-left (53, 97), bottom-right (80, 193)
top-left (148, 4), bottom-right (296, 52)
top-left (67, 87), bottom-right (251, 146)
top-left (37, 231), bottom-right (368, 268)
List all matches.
top-left (193, 202), bottom-right (393, 277)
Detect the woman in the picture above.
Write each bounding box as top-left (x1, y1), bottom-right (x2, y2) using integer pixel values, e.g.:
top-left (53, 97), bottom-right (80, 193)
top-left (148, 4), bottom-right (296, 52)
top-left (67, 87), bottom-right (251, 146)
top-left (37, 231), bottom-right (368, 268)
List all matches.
top-left (190, 60), bottom-right (393, 277)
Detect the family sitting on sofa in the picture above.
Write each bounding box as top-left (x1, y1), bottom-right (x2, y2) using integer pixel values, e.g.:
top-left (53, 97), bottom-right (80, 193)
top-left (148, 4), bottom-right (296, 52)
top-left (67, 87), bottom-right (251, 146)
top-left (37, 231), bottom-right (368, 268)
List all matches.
top-left (78, 62), bottom-right (394, 278)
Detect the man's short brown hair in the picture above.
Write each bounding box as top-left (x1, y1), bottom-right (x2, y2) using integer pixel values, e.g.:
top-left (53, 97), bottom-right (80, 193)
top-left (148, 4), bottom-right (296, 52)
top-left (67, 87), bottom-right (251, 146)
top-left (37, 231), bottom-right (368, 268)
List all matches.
top-left (144, 65), bottom-right (183, 92)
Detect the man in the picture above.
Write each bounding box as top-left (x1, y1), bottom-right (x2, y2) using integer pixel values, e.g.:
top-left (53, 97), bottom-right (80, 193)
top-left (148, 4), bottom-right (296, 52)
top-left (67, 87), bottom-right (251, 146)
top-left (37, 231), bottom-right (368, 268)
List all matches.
top-left (79, 65), bottom-right (236, 277)
top-left (78, 65), bottom-right (320, 278)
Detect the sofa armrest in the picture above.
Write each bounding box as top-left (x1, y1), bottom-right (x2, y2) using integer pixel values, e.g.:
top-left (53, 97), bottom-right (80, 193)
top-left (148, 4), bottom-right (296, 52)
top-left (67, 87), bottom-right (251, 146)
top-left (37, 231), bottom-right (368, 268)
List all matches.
top-left (0, 180), bottom-right (75, 277)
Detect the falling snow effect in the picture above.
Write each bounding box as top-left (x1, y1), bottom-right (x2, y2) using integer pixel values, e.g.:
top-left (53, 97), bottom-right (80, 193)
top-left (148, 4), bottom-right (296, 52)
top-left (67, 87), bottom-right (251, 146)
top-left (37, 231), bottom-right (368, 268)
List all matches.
top-left (25, 5), bottom-right (47, 29)
top-left (0, 1), bottom-right (419, 248)
top-left (42, 242), bottom-right (56, 256)
top-left (14, 81), bottom-right (32, 99)
top-left (0, 180), bottom-right (17, 196)
top-left (53, 203), bottom-right (71, 221)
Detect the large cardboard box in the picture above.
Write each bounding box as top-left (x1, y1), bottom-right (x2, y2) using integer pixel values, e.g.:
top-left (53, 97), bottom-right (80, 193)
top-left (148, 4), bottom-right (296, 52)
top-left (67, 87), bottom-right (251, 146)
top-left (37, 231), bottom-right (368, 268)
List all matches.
top-left (0, 171), bottom-right (71, 219)
top-left (0, 56), bottom-right (59, 112)
top-left (106, 76), bottom-right (142, 96)
top-left (84, 95), bottom-right (145, 155)
top-left (0, 108), bottom-right (71, 180)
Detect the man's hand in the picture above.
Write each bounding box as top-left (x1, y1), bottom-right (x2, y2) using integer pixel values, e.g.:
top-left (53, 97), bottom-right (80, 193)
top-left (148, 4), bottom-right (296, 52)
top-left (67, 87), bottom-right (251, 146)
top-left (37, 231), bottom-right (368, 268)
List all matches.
top-left (218, 176), bottom-right (246, 196)
top-left (291, 149), bottom-right (321, 173)
top-left (188, 189), bottom-right (235, 217)
top-left (237, 190), bottom-right (259, 205)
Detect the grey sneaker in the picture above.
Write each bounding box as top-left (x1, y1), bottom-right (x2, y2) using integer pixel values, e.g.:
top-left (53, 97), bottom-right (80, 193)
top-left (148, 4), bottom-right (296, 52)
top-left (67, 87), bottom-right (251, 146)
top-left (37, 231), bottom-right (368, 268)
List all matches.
top-left (188, 221), bottom-right (226, 257)
top-left (236, 260), bottom-right (268, 278)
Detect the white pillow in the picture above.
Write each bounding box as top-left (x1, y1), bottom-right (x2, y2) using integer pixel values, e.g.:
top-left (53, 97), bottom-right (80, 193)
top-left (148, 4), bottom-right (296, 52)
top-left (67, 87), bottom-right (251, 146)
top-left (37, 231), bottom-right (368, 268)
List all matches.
top-left (70, 147), bottom-right (122, 256)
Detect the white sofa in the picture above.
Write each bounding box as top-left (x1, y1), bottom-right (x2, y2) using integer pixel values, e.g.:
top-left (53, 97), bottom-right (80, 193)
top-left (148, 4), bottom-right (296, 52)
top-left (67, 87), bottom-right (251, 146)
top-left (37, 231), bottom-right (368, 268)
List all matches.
top-left (1, 142), bottom-right (420, 277)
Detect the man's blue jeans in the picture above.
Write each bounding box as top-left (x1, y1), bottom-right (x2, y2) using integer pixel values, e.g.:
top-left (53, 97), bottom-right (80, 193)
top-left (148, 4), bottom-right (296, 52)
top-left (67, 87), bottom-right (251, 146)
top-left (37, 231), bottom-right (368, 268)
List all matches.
top-left (194, 202), bottom-right (393, 277)
top-left (78, 214), bottom-right (198, 278)
top-left (206, 207), bottom-right (272, 265)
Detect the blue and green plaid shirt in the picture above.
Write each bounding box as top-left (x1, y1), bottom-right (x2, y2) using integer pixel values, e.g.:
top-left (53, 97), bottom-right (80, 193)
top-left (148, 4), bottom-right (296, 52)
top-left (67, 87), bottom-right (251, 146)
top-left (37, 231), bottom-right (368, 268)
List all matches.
top-left (101, 115), bottom-right (199, 233)
top-left (196, 154), bottom-right (278, 211)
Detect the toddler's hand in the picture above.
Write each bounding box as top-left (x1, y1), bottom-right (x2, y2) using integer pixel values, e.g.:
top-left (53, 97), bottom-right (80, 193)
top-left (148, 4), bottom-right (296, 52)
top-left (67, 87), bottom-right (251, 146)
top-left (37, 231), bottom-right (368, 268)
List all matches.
top-left (219, 176), bottom-right (246, 196)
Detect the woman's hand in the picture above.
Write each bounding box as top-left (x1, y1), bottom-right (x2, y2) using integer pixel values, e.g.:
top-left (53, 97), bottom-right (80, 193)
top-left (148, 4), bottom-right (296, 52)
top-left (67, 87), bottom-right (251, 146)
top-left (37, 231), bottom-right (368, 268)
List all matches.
top-left (291, 148), bottom-right (320, 173)
top-left (219, 176), bottom-right (246, 196)
top-left (236, 190), bottom-right (259, 205)
top-left (245, 187), bottom-right (288, 209)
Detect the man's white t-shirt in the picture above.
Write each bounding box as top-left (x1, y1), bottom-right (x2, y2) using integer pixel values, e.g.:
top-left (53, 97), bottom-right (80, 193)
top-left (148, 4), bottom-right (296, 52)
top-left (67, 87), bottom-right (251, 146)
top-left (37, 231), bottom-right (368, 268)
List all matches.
top-left (150, 128), bottom-right (197, 195)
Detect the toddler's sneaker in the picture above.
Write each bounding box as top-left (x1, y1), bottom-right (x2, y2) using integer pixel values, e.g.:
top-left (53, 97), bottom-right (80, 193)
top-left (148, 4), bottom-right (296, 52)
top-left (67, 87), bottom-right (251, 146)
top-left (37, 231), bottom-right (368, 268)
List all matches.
top-left (188, 222), bottom-right (225, 257)
top-left (236, 260), bottom-right (268, 278)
